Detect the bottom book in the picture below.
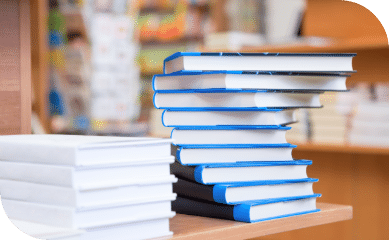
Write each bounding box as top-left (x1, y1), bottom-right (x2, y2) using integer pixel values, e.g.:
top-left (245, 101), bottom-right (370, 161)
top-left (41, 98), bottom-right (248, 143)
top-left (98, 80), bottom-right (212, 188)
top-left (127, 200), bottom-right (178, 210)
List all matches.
top-left (172, 195), bottom-right (321, 223)
top-left (11, 213), bottom-right (175, 240)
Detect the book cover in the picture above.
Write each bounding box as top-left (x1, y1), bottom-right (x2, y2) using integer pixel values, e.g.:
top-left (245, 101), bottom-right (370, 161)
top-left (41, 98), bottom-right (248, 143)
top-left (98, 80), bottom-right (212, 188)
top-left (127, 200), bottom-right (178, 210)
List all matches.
top-left (153, 90), bottom-right (322, 110)
top-left (173, 177), bottom-right (318, 204)
top-left (161, 108), bottom-right (297, 127)
top-left (170, 160), bottom-right (311, 184)
top-left (153, 70), bottom-right (350, 92)
top-left (163, 52), bottom-right (356, 74)
top-left (175, 144), bottom-right (296, 165)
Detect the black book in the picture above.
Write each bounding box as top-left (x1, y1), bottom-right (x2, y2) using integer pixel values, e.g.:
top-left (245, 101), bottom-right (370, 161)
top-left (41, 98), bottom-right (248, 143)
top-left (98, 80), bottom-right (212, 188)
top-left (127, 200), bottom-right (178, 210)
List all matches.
top-left (172, 195), bottom-right (320, 223)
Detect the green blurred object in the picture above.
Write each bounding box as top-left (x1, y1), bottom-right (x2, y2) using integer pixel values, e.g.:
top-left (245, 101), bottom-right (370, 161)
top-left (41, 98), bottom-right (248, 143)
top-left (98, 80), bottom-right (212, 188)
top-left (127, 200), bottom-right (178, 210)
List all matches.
top-left (48, 9), bottom-right (67, 44)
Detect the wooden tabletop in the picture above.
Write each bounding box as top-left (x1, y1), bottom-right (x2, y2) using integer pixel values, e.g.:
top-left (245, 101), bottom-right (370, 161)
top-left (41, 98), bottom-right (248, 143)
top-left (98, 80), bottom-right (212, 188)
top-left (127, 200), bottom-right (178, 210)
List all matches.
top-left (168, 203), bottom-right (352, 240)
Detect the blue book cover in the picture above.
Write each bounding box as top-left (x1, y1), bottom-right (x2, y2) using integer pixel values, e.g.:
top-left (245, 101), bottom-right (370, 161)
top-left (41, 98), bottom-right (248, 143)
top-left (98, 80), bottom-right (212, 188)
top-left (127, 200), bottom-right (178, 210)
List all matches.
top-left (161, 108), bottom-right (297, 128)
top-left (170, 125), bottom-right (291, 147)
top-left (173, 177), bottom-right (318, 204)
top-left (171, 160), bottom-right (312, 185)
top-left (152, 70), bottom-right (352, 92)
top-left (175, 143), bottom-right (297, 165)
top-left (164, 52), bottom-right (357, 63)
top-left (153, 89), bottom-right (324, 110)
top-left (163, 52), bottom-right (356, 74)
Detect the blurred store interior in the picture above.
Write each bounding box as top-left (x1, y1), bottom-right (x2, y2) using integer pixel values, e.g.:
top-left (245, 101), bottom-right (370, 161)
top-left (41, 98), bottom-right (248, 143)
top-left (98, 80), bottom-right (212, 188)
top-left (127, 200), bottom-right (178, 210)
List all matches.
top-left (13, 0), bottom-right (389, 239)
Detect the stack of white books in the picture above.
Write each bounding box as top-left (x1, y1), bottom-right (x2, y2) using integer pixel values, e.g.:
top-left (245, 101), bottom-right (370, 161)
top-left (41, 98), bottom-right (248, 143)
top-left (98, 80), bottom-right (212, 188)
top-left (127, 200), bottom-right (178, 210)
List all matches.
top-left (152, 52), bottom-right (355, 223)
top-left (0, 134), bottom-right (176, 240)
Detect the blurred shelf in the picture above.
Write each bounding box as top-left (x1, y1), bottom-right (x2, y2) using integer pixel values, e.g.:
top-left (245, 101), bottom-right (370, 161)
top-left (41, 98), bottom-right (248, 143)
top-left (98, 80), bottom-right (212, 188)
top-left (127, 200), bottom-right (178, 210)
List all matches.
top-left (140, 36), bottom-right (203, 46)
top-left (202, 36), bottom-right (388, 53)
top-left (292, 142), bottom-right (389, 155)
top-left (243, 37), bottom-right (388, 53)
top-left (139, 2), bottom-right (209, 14)
top-left (168, 203), bottom-right (352, 240)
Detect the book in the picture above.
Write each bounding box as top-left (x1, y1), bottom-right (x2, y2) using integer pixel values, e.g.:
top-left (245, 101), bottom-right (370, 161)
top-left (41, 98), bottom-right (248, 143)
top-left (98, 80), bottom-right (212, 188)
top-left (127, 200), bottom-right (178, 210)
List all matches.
top-left (161, 109), bottom-right (296, 127)
top-left (173, 177), bottom-right (318, 204)
top-left (0, 175), bottom-right (176, 208)
top-left (10, 215), bottom-right (174, 240)
top-left (0, 156), bottom-right (173, 188)
top-left (153, 71), bottom-right (349, 91)
top-left (170, 126), bottom-right (290, 146)
top-left (163, 52), bottom-right (355, 74)
top-left (175, 144), bottom-right (295, 165)
top-left (2, 194), bottom-right (176, 229)
top-left (170, 160), bottom-right (311, 184)
top-left (154, 90), bottom-right (322, 109)
top-left (0, 134), bottom-right (172, 166)
top-left (171, 195), bottom-right (320, 223)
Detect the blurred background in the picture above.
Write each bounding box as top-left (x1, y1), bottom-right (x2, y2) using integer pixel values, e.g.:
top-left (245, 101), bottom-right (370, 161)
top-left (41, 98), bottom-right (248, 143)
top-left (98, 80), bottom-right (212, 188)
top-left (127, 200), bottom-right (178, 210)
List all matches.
top-left (31, 0), bottom-right (389, 146)
top-left (28, 0), bottom-right (388, 239)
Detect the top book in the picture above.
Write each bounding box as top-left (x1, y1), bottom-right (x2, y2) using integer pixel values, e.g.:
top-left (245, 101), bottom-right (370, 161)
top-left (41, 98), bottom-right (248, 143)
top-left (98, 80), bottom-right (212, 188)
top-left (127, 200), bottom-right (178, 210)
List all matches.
top-left (0, 134), bottom-right (172, 166)
top-left (163, 52), bottom-right (356, 74)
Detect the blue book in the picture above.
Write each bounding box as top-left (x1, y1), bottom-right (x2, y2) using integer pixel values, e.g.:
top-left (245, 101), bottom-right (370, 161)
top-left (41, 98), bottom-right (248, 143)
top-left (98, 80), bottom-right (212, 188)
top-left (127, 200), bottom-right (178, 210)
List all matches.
top-left (163, 52), bottom-right (356, 74)
top-left (153, 70), bottom-right (351, 92)
top-left (174, 144), bottom-right (296, 165)
top-left (161, 108), bottom-right (297, 127)
top-left (172, 194), bottom-right (321, 223)
top-left (173, 177), bottom-right (318, 204)
top-left (170, 126), bottom-right (291, 146)
top-left (170, 160), bottom-right (312, 185)
top-left (153, 89), bottom-right (322, 110)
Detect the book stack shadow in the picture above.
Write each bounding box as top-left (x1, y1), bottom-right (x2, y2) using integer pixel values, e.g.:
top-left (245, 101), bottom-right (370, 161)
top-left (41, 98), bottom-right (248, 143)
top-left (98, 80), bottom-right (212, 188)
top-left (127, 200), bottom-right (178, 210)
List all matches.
top-left (153, 52), bottom-right (355, 223)
top-left (0, 135), bottom-right (177, 240)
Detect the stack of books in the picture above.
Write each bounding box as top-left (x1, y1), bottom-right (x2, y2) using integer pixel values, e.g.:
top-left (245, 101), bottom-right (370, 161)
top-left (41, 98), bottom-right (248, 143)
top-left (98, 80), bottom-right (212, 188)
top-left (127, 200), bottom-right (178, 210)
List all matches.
top-left (153, 52), bottom-right (355, 223)
top-left (0, 134), bottom-right (176, 240)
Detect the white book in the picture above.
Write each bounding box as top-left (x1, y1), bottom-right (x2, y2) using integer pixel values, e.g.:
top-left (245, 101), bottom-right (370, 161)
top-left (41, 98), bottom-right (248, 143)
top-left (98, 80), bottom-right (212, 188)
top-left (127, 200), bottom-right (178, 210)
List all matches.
top-left (171, 127), bottom-right (289, 146)
top-left (11, 213), bottom-right (175, 240)
top-left (0, 156), bottom-right (173, 188)
top-left (153, 72), bottom-right (348, 91)
top-left (0, 134), bottom-right (172, 166)
top-left (2, 194), bottom-right (176, 229)
top-left (162, 109), bottom-right (296, 127)
top-left (0, 175), bottom-right (176, 208)
top-left (175, 145), bottom-right (294, 165)
top-left (163, 52), bottom-right (355, 74)
top-left (154, 91), bottom-right (322, 109)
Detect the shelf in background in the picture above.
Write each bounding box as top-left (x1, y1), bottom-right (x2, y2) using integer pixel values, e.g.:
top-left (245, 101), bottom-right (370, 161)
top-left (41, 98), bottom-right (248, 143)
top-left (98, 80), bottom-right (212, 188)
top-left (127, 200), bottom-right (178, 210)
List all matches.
top-left (140, 36), bottom-right (203, 46)
top-left (241, 37), bottom-right (388, 53)
top-left (168, 203), bottom-right (352, 240)
top-left (202, 36), bottom-right (388, 54)
top-left (292, 143), bottom-right (389, 155)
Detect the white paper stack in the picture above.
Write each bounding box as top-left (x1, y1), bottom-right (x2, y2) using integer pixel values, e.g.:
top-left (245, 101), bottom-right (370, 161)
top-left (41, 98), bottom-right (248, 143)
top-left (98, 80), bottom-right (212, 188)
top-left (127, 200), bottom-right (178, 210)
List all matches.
top-left (0, 134), bottom-right (176, 240)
